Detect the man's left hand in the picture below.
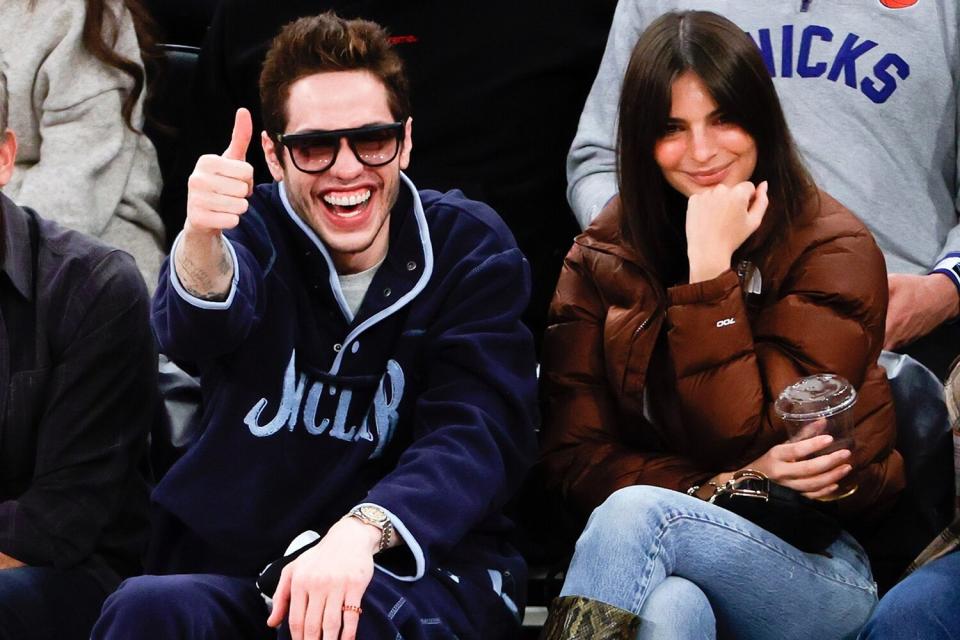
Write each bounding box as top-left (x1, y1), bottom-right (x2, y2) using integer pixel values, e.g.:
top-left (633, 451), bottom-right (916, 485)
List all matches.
top-left (267, 517), bottom-right (379, 640)
top-left (885, 273), bottom-right (960, 350)
top-left (0, 552), bottom-right (24, 570)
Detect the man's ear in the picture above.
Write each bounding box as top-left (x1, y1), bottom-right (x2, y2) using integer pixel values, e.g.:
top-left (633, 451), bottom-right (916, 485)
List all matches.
top-left (261, 131), bottom-right (285, 183)
top-left (398, 116), bottom-right (413, 171)
top-left (0, 129), bottom-right (18, 188)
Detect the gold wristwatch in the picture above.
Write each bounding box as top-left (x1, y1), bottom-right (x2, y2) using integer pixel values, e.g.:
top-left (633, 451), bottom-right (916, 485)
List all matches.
top-left (348, 505), bottom-right (393, 553)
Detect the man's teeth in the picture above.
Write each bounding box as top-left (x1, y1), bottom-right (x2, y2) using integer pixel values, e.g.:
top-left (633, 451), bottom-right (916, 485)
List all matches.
top-left (323, 190), bottom-right (371, 207)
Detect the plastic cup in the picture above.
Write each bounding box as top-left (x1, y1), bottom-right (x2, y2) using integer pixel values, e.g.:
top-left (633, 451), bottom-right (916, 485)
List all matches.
top-left (774, 374), bottom-right (857, 500)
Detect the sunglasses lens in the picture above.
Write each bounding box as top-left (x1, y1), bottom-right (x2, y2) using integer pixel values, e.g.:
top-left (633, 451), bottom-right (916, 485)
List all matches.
top-left (351, 128), bottom-right (400, 167)
top-left (288, 136), bottom-right (337, 172)
top-left (282, 124), bottom-right (402, 172)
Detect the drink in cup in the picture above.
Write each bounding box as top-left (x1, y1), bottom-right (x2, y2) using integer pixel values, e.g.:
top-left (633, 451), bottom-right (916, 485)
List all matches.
top-left (774, 374), bottom-right (857, 500)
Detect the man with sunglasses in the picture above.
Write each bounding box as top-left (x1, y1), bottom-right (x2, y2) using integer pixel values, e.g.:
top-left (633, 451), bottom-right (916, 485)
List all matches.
top-left (92, 12), bottom-right (537, 640)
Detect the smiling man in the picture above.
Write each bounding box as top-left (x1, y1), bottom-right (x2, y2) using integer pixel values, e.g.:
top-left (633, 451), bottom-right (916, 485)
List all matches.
top-left (91, 13), bottom-right (538, 640)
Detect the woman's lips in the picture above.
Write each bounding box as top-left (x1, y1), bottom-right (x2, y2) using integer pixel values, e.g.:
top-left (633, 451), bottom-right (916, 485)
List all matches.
top-left (687, 164), bottom-right (732, 186)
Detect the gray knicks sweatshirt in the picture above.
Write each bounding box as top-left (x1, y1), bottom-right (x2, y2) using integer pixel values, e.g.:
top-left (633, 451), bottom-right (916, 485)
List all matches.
top-left (567, 0), bottom-right (960, 280)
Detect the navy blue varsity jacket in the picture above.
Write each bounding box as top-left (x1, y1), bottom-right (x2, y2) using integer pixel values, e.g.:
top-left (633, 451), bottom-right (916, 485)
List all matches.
top-left (150, 174), bottom-right (538, 596)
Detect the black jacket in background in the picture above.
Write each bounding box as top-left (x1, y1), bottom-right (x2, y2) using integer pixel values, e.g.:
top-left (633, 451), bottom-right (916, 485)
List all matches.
top-left (162, 0), bottom-right (616, 347)
top-left (0, 194), bottom-right (156, 591)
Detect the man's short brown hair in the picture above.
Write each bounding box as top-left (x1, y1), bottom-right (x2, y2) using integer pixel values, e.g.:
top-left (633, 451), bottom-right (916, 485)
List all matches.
top-left (260, 12), bottom-right (410, 141)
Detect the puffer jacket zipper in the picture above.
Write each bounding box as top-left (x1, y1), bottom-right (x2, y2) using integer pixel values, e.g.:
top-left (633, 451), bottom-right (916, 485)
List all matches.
top-left (636, 312), bottom-right (656, 335)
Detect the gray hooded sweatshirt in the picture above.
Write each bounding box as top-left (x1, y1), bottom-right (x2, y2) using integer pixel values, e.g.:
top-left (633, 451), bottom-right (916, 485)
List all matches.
top-left (0, 0), bottom-right (165, 291)
top-left (568, 0), bottom-right (960, 281)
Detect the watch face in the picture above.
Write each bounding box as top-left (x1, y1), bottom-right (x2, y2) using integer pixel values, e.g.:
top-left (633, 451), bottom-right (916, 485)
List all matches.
top-left (358, 505), bottom-right (387, 522)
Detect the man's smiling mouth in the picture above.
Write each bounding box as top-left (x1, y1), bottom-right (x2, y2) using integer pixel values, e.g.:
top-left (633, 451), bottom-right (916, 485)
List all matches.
top-left (322, 189), bottom-right (372, 217)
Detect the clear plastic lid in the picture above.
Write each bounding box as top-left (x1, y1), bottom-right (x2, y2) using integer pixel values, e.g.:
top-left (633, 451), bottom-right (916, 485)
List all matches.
top-left (774, 374), bottom-right (857, 420)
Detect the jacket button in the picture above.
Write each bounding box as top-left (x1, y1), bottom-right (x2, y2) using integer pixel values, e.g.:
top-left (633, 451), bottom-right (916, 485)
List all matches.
top-left (333, 343), bottom-right (342, 353)
top-left (383, 287), bottom-right (392, 297)
top-left (406, 260), bottom-right (417, 271)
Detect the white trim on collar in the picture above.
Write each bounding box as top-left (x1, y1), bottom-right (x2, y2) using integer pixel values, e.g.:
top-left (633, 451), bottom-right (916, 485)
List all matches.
top-left (277, 174), bottom-right (434, 376)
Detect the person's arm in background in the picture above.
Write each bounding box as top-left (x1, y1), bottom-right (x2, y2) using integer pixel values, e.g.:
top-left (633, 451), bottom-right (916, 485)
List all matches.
top-left (566, 0), bottom-right (651, 229)
top-left (885, 106), bottom-right (960, 350)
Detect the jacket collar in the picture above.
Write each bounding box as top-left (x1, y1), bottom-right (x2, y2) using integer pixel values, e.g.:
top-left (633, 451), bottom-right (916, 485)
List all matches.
top-left (0, 193), bottom-right (34, 300)
top-left (277, 173), bottom-right (434, 375)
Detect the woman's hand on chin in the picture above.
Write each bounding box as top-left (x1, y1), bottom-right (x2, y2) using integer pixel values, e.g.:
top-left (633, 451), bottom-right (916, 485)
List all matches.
top-left (686, 180), bottom-right (768, 283)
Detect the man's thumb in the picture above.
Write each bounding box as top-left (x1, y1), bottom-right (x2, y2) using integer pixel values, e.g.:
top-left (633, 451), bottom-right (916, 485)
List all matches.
top-left (223, 108), bottom-right (253, 161)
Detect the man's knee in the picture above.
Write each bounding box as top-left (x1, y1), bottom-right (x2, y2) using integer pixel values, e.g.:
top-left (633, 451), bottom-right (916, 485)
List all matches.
top-left (93, 574), bottom-right (268, 639)
top-left (95, 575), bottom-right (190, 631)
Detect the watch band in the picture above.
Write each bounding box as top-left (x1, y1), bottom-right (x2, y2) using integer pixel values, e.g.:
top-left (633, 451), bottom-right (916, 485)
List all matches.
top-left (348, 505), bottom-right (393, 553)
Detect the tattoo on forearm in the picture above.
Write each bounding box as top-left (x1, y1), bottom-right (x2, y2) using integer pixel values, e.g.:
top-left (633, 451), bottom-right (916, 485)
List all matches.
top-left (176, 251), bottom-right (229, 301)
top-left (217, 249), bottom-right (231, 277)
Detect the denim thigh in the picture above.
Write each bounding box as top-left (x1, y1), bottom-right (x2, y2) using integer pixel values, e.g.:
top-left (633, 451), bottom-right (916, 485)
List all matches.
top-left (859, 550), bottom-right (960, 640)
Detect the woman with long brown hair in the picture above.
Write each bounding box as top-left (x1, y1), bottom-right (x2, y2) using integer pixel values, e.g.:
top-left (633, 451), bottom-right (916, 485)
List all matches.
top-left (539, 11), bottom-right (902, 639)
top-left (0, 0), bottom-right (165, 289)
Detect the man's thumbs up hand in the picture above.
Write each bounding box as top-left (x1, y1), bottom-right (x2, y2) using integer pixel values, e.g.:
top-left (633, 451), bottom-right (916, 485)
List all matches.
top-left (223, 107), bottom-right (253, 162)
top-left (185, 108), bottom-right (256, 235)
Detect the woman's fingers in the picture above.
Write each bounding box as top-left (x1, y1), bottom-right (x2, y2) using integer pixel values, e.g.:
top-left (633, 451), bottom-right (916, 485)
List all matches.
top-left (747, 179), bottom-right (769, 224)
top-left (802, 483), bottom-right (840, 500)
top-left (786, 462), bottom-right (853, 494)
top-left (779, 448), bottom-right (851, 480)
top-left (771, 434), bottom-right (835, 462)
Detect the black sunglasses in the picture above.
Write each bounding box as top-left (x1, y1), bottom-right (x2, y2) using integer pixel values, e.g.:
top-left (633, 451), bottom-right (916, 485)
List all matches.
top-left (276, 122), bottom-right (405, 174)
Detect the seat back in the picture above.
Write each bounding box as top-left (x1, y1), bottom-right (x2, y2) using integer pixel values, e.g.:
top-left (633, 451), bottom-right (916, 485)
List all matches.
top-left (858, 351), bottom-right (954, 592)
top-left (144, 44), bottom-right (201, 249)
top-left (151, 355), bottom-right (203, 479)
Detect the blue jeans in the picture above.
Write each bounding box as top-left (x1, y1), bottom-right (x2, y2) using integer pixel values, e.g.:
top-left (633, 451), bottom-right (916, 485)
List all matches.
top-left (0, 566), bottom-right (110, 640)
top-left (859, 551), bottom-right (960, 639)
top-left (560, 486), bottom-right (877, 639)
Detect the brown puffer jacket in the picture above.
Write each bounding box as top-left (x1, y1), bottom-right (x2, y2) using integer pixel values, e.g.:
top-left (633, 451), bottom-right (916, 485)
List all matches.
top-left (540, 191), bottom-right (904, 522)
